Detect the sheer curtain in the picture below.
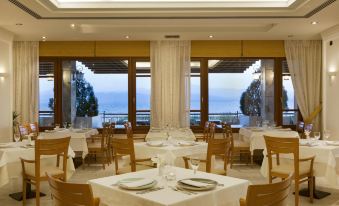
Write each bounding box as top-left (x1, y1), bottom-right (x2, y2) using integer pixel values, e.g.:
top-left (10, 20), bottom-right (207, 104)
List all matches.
top-left (150, 41), bottom-right (191, 128)
top-left (13, 41), bottom-right (39, 124)
top-left (284, 40), bottom-right (322, 130)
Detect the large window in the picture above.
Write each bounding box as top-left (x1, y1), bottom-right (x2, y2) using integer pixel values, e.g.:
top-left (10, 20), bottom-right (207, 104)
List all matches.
top-left (282, 60), bottom-right (299, 126)
top-left (207, 59), bottom-right (275, 127)
top-left (135, 60), bottom-right (151, 126)
top-left (190, 61), bottom-right (201, 126)
top-left (61, 59), bottom-right (129, 128)
top-left (39, 61), bottom-right (55, 127)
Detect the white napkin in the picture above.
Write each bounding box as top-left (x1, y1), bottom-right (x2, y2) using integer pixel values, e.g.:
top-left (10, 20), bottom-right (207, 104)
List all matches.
top-left (178, 141), bottom-right (195, 146)
top-left (180, 179), bottom-right (210, 188)
top-left (120, 178), bottom-right (154, 188)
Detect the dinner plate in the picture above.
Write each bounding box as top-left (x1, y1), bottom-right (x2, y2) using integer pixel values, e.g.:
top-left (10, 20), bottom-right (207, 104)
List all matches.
top-left (177, 178), bottom-right (217, 191)
top-left (118, 178), bottom-right (157, 190)
top-left (146, 141), bottom-right (164, 147)
top-left (178, 141), bottom-right (196, 146)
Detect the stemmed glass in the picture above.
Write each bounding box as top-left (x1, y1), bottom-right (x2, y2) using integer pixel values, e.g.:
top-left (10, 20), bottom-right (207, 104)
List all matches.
top-left (14, 133), bottom-right (20, 145)
top-left (189, 158), bottom-right (200, 175)
top-left (304, 129), bottom-right (311, 139)
top-left (313, 132), bottom-right (321, 141)
top-left (63, 122), bottom-right (67, 128)
top-left (323, 130), bottom-right (331, 141)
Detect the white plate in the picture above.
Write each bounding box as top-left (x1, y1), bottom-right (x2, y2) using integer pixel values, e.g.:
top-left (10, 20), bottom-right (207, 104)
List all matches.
top-left (146, 141), bottom-right (164, 147)
top-left (178, 141), bottom-right (196, 146)
top-left (117, 178), bottom-right (157, 190)
top-left (177, 178), bottom-right (217, 191)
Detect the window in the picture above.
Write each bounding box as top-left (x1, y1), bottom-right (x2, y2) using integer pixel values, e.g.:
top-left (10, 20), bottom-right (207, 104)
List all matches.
top-left (61, 59), bottom-right (129, 128)
top-left (39, 61), bottom-right (55, 127)
top-left (135, 60), bottom-right (151, 126)
top-left (282, 60), bottom-right (299, 125)
top-left (190, 61), bottom-right (201, 126)
top-left (207, 59), bottom-right (275, 127)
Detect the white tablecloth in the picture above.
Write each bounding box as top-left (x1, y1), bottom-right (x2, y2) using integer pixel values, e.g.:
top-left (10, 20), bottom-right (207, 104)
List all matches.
top-left (41, 128), bottom-right (99, 158)
top-left (260, 140), bottom-right (339, 187)
top-left (134, 142), bottom-right (208, 167)
top-left (88, 167), bottom-right (249, 206)
top-left (239, 127), bottom-right (299, 154)
top-left (146, 129), bottom-right (196, 141)
top-left (0, 141), bottom-right (75, 187)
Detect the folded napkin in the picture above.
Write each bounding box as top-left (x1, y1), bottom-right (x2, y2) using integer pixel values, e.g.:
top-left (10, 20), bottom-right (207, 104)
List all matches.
top-left (178, 141), bottom-right (195, 146)
top-left (180, 179), bottom-right (210, 188)
top-left (120, 178), bottom-right (154, 188)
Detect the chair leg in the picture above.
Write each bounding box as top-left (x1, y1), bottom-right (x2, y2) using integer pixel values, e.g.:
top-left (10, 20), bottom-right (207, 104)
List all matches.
top-left (230, 152), bottom-right (234, 169)
top-left (22, 179), bottom-right (26, 206)
top-left (309, 176), bottom-right (314, 203)
top-left (295, 182), bottom-right (299, 206)
top-left (36, 180), bottom-right (40, 206)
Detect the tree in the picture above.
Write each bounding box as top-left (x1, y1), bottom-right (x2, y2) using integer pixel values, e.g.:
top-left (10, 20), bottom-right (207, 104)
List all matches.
top-left (48, 98), bottom-right (54, 111)
top-left (240, 79), bottom-right (289, 116)
top-left (75, 71), bottom-right (99, 117)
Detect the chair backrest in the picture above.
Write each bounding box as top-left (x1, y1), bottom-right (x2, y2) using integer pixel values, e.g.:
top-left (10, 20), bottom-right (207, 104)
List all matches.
top-left (223, 123), bottom-right (235, 149)
top-left (101, 124), bottom-right (112, 149)
top-left (202, 121), bottom-right (210, 141)
top-left (205, 135), bottom-right (232, 173)
top-left (208, 122), bottom-right (216, 141)
top-left (47, 173), bottom-right (99, 206)
top-left (241, 174), bottom-right (292, 206)
top-left (18, 124), bottom-right (29, 139)
top-left (35, 137), bottom-right (70, 179)
top-left (264, 136), bottom-right (299, 179)
top-left (28, 122), bottom-right (39, 135)
top-left (111, 137), bottom-right (136, 172)
top-left (124, 122), bottom-right (133, 139)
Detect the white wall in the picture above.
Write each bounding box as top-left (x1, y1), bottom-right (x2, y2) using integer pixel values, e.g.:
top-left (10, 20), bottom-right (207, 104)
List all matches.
top-left (322, 25), bottom-right (339, 140)
top-left (0, 28), bottom-right (13, 142)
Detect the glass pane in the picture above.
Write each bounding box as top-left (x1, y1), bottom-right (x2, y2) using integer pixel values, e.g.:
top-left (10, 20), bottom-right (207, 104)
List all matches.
top-left (208, 59), bottom-right (275, 127)
top-left (282, 60), bottom-right (296, 110)
top-left (136, 61), bottom-right (151, 126)
top-left (283, 111), bottom-right (298, 125)
top-left (62, 60), bottom-right (129, 128)
top-left (190, 61), bottom-right (201, 126)
top-left (39, 61), bottom-right (55, 127)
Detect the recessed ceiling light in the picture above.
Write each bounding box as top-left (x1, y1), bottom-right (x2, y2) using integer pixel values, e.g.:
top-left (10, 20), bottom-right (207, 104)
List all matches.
top-left (15, 23), bottom-right (23, 26)
top-left (42, 36), bottom-right (47, 41)
top-left (125, 35), bottom-right (130, 39)
top-left (311, 21), bottom-right (318, 25)
top-left (70, 24), bottom-right (76, 29)
top-left (288, 35), bottom-right (294, 38)
top-left (208, 35), bottom-right (214, 39)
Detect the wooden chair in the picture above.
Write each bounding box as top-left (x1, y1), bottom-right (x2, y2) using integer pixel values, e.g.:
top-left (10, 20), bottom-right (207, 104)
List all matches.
top-left (86, 125), bottom-right (112, 169)
top-left (27, 122), bottom-right (39, 140)
top-left (21, 137), bottom-right (70, 206)
top-left (124, 122), bottom-right (146, 142)
top-left (183, 131), bottom-right (232, 175)
top-left (207, 122), bottom-right (216, 141)
top-left (111, 137), bottom-right (154, 175)
top-left (223, 123), bottom-right (251, 168)
top-left (18, 124), bottom-right (30, 140)
top-left (239, 174), bottom-right (292, 206)
top-left (264, 136), bottom-right (315, 206)
top-left (47, 173), bottom-right (100, 206)
top-left (194, 121), bottom-right (210, 142)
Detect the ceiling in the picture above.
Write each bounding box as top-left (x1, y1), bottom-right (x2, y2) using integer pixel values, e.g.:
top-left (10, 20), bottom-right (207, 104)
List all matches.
top-left (0, 0), bottom-right (339, 40)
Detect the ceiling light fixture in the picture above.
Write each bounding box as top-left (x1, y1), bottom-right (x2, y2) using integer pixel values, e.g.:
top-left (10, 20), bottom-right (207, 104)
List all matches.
top-left (287, 35), bottom-right (294, 38)
top-left (125, 35), bottom-right (130, 39)
top-left (15, 23), bottom-right (23, 26)
top-left (42, 36), bottom-right (47, 41)
top-left (208, 35), bottom-right (214, 39)
top-left (311, 21), bottom-right (318, 25)
top-left (70, 24), bottom-right (76, 29)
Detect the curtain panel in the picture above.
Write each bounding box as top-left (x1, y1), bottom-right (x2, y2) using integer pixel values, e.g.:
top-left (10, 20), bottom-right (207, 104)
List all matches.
top-left (150, 41), bottom-right (191, 128)
top-left (13, 41), bottom-right (39, 124)
top-left (284, 40), bottom-right (322, 131)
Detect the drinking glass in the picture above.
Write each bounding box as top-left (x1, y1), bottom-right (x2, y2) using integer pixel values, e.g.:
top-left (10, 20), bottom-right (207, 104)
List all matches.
top-left (63, 122), bottom-right (67, 128)
top-left (14, 133), bottom-right (20, 143)
top-left (323, 130), bottom-right (331, 141)
top-left (313, 132), bottom-right (320, 140)
top-left (189, 158), bottom-right (200, 175)
top-left (304, 129), bottom-right (311, 139)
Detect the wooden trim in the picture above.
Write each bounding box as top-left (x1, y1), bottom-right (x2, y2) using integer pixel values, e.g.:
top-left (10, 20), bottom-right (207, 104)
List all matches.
top-left (274, 58), bottom-right (283, 126)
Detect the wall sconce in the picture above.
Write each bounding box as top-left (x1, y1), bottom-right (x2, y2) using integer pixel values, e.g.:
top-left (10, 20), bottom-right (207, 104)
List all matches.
top-left (0, 72), bottom-right (9, 77)
top-left (328, 71), bottom-right (337, 77)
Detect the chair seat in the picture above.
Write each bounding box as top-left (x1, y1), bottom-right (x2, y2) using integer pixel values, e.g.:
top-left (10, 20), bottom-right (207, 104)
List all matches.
top-left (87, 142), bottom-right (103, 150)
top-left (116, 164), bottom-right (153, 174)
top-left (271, 161), bottom-right (313, 177)
top-left (25, 164), bottom-right (64, 178)
top-left (198, 162), bottom-right (227, 175)
top-left (234, 140), bottom-right (250, 149)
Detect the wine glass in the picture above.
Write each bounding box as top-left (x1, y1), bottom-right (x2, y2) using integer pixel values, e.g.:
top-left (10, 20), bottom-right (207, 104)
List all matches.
top-left (63, 122), bottom-right (67, 128)
top-left (189, 158), bottom-right (200, 175)
top-left (323, 130), bottom-right (331, 141)
top-left (304, 129), bottom-right (311, 139)
top-left (14, 133), bottom-right (20, 144)
top-left (313, 132), bottom-right (320, 141)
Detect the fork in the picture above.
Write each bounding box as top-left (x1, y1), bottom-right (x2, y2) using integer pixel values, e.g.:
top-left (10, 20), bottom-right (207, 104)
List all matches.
top-left (136, 187), bottom-right (164, 194)
top-left (170, 186), bottom-right (196, 195)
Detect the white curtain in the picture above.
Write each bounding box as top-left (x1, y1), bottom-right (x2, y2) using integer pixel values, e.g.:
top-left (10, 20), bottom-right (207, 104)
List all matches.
top-left (13, 41), bottom-right (39, 124)
top-left (284, 40), bottom-right (322, 130)
top-left (150, 41), bottom-right (191, 128)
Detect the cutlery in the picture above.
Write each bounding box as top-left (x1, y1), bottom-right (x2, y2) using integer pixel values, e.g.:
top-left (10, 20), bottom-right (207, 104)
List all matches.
top-left (136, 187), bottom-right (164, 194)
top-left (170, 186), bottom-right (196, 195)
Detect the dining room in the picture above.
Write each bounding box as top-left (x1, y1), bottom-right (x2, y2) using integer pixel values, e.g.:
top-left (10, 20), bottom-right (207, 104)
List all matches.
top-left (1, 0), bottom-right (339, 206)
